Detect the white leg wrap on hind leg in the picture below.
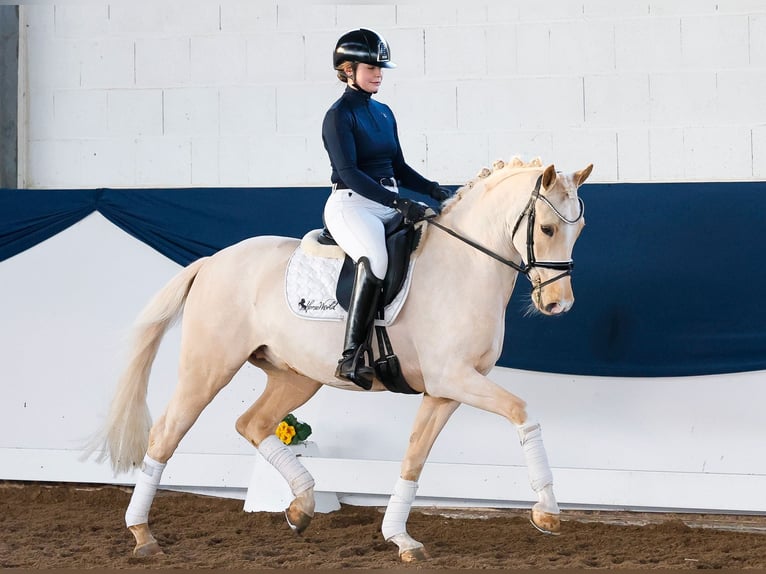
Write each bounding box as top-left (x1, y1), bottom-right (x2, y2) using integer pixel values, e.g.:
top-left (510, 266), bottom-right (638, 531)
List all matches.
top-left (125, 455), bottom-right (166, 528)
top-left (258, 435), bottom-right (314, 495)
top-left (517, 422), bottom-right (559, 514)
top-left (381, 478), bottom-right (418, 541)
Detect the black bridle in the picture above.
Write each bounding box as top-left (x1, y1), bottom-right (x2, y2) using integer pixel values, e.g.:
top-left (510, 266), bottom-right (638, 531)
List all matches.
top-left (428, 174), bottom-right (585, 295)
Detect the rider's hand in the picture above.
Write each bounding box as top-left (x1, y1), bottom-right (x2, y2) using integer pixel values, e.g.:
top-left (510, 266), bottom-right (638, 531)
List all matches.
top-left (393, 197), bottom-right (431, 223)
top-left (428, 183), bottom-right (454, 202)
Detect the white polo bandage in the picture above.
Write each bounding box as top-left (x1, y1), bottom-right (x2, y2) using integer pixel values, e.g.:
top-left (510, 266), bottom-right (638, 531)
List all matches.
top-left (257, 435), bottom-right (314, 495)
top-left (517, 422), bottom-right (554, 492)
top-left (381, 477), bottom-right (418, 541)
top-left (125, 454), bottom-right (166, 527)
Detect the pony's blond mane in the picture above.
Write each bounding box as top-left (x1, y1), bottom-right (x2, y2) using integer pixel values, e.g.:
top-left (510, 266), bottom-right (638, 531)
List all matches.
top-left (440, 156), bottom-right (544, 215)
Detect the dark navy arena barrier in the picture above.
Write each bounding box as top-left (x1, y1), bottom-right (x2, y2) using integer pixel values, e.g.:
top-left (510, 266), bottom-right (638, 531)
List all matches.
top-left (2, 182), bottom-right (765, 378)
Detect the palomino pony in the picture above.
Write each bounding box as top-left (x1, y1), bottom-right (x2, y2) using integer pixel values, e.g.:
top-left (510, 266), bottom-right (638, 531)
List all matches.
top-left (90, 157), bottom-right (592, 562)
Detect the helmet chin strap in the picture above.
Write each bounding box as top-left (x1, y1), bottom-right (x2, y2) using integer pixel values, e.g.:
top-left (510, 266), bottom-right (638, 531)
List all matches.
top-left (345, 67), bottom-right (375, 95)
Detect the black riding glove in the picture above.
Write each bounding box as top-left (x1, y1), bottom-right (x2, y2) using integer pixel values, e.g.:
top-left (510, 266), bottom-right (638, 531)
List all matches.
top-left (393, 197), bottom-right (431, 223)
top-left (428, 182), bottom-right (454, 202)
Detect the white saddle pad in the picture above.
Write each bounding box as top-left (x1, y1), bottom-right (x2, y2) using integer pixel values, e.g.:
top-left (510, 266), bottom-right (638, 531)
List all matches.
top-left (284, 231), bottom-right (415, 325)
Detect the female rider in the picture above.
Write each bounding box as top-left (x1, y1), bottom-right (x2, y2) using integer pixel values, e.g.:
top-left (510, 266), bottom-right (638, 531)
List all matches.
top-left (322, 28), bottom-right (452, 390)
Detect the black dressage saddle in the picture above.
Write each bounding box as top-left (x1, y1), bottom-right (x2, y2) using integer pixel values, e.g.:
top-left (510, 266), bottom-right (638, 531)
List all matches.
top-left (317, 213), bottom-right (422, 394)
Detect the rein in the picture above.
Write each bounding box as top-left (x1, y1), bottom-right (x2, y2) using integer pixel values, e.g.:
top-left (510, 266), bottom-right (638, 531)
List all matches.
top-left (428, 174), bottom-right (585, 294)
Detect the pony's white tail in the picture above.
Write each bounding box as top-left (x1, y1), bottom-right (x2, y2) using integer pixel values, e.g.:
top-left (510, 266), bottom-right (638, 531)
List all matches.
top-left (85, 257), bottom-right (209, 474)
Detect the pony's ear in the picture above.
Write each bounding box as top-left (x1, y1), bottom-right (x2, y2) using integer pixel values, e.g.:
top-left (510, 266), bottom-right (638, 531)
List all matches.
top-left (542, 164), bottom-right (557, 189)
top-left (574, 164), bottom-right (593, 187)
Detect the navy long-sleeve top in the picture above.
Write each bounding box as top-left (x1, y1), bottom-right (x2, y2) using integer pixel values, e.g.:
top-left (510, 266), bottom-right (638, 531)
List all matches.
top-left (322, 86), bottom-right (435, 207)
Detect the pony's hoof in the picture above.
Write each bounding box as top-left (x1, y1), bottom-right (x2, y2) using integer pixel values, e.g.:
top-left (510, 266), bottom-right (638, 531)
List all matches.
top-left (133, 541), bottom-right (164, 557)
top-left (530, 508), bottom-right (561, 535)
top-left (284, 507), bottom-right (313, 534)
top-left (400, 546), bottom-right (430, 563)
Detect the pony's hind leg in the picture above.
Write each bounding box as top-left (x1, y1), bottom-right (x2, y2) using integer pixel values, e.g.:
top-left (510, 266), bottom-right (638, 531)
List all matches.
top-left (126, 335), bottom-right (252, 556)
top-left (235, 367), bottom-right (322, 534)
top-left (383, 394), bottom-right (460, 562)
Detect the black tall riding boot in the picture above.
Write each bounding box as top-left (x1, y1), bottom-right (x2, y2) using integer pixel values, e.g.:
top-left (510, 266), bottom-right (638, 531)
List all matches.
top-left (335, 257), bottom-right (383, 390)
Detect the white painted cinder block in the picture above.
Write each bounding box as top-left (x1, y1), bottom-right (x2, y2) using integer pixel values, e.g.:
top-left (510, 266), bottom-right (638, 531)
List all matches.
top-left (752, 15), bottom-right (766, 66)
top-left (107, 89), bottom-right (163, 138)
top-left (649, 71), bottom-right (717, 126)
top-left (552, 128), bottom-right (617, 181)
top-left (547, 20), bottom-right (615, 76)
top-left (109, 1), bottom-right (220, 37)
top-left (617, 128), bottom-right (651, 182)
top-left (427, 131), bottom-right (490, 184)
top-left (614, 17), bottom-right (682, 72)
top-left (53, 4), bottom-right (109, 38)
top-left (392, 80), bottom-right (456, 132)
top-left (335, 4), bottom-right (397, 30)
top-left (682, 126), bottom-right (752, 181)
top-left (135, 37), bottom-right (191, 88)
top-left (163, 87), bottom-right (219, 137)
top-left (219, 86), bottom-right (276, 137)
top-left (425, 26), bottom-right (487, 79)
top-left (135, 136), bottom-right (191, 186)
top-left (219, 2), bottom-right (278, 33)
top-left (753, 126), bottom-right (766, 179)
top-left (649, 127), bottom-right (686, 180)
top-left (27, 140), bottom-right (82, 188)
top-left (717, 71), bottom-right (766, 125)
top-left (25, 36), bottom-right (81, 91)
top-left (219, 136), bottom-right (251, 187)
top-left (191, 36), bottom-right (247, 86)
top-left (80, 138), bottom-right (137, 188)
top-left (78, 38), bottom-right (135, 89)
top-left (53, 89), bottom-right (108, 139)
top-left (680, 15), bottom-right (750, 69)
top-left (585, 74), bottom-right (650, 127)
top-left (276, 4), bottom-right (336, 31)
top-left (246, 32), bottom-right (305, 83)
top-left (489, 131), bottom-right (554, 167)
top-left (191, 137), bottom-right (221, 186)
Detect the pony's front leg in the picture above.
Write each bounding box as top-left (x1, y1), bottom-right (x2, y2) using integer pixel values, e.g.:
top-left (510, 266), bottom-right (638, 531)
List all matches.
top-left (427, 369), bottom-right (561, 535)
top-left (383, 394), bottom-right (459, 562)
top-left (517, 421), bottom-right (560, 535)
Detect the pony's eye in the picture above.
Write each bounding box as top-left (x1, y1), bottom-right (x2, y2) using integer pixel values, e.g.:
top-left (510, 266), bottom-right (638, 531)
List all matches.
top-left (540, 225), bottom-right (554, 237)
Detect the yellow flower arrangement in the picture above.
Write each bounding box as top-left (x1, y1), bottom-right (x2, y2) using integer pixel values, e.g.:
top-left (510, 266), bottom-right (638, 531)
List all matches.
top-left (275, 413), bottom-right (312, 445)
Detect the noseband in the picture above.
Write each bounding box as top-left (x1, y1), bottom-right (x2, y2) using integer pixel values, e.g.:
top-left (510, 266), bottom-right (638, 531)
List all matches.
top-left (428, 174), bottom-right (585, 295)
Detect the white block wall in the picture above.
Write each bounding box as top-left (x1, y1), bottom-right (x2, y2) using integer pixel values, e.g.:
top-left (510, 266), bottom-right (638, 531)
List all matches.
top-left (17, 1), bottom-right (766, 189)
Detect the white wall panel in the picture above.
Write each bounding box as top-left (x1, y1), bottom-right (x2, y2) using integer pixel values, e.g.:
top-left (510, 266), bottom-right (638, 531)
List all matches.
top-left (106, 89), bottom-right (163, 137)
top-left (680, 15), bottom-right (750, 68)
top-left (19, 1), bottom-right (766, 187)
top-left (135, 37), bottom-right (190, 87)
top-left (753, 126), bottom-right (766, 178)
top-left (53, 89), bottom-right (108, 139)
top-left (163, 87), bottom-right (219, 137)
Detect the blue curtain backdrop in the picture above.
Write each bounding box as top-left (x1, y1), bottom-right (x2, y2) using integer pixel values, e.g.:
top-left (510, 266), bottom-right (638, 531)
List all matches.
top-left (1, 182), bottom-right (764, 378)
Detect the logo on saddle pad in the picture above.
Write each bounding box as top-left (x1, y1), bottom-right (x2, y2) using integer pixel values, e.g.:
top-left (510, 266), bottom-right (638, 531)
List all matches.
top-left (297, 298), bottom-right (339, 313)
top-left (284, 230), bottom-right (415, 325)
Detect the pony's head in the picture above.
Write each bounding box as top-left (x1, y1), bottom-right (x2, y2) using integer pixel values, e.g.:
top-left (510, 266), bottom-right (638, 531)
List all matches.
top-left (510, 162), bottom-right (592, 316)
top-left (434, 157), bottom-right (592, 316)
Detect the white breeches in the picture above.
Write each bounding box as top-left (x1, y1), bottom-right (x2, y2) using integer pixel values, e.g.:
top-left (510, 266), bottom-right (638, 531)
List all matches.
top-left (323, 185), bottom-right (399, 280)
